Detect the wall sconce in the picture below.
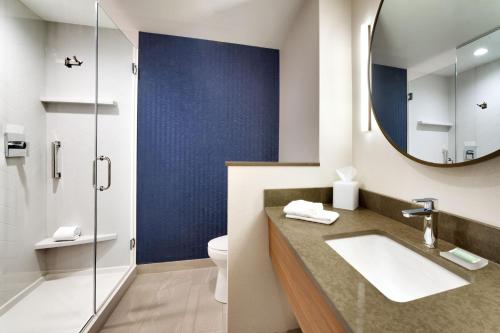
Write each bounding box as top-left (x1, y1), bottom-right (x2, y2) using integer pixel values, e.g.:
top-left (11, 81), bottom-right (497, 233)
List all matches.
top-left (360, 23), bottom-right (372, 132)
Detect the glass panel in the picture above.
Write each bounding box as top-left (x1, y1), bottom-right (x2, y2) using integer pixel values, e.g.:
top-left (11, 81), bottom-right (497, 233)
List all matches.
top-left (456, 28), bottom-right (500, 163)
top-left (95, 5), bottom-right (134, 311)
top-left (0, 0), bottom-right (96, 331)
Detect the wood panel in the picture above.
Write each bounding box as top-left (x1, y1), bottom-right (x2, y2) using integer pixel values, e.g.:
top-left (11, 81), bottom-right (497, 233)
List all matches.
top-left (268, 219), bottom-right (348, 333)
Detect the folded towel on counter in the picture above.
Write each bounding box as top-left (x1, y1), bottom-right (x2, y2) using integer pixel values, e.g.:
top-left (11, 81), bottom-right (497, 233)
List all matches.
top-left (286, 210), bottom-right (339, 225)
top-left (283, 200), bottom-right (323, 217)
top-left (53, 226), bottom-right (81, 241)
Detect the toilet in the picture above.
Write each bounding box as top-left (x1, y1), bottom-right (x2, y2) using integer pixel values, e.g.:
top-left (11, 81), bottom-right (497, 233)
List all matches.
top-left (208, 235), bottom-right (228, 303)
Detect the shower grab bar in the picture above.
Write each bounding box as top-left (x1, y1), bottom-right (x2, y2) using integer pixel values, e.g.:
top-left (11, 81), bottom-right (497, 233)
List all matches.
top-left (95, 155), bottom-right (111, 191)
top-left (52, 141), bottom-right (61, 179)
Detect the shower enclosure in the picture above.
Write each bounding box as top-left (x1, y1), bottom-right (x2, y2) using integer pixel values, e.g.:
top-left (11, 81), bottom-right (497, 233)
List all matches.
top-left (0, 1), bottom-right (136, 332)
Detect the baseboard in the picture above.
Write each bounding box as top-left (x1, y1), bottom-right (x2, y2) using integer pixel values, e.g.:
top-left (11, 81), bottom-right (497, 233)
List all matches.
top-left (82, 265), bottom-right (137, 333)
top-left (0, 276), bottom-right (44, 316)
top-left (137, 258), bottom-right (214, 274)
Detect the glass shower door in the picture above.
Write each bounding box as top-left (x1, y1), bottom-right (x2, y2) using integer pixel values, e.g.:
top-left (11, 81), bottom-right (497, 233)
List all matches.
top-left (94, 4), bottom-right (135, 311)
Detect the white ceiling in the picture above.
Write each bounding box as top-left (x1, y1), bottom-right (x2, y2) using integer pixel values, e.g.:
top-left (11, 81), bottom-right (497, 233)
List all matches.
top-left (457, 28), bottom-right (500, 74)
top-left (372, 0), bottom-right (500, 71)
top-left (19, 0), bottom-right (117, 28)
top-left (100, 0), bottom-right (304, 49)
top-left (395, 28), bottom-right (500, 80)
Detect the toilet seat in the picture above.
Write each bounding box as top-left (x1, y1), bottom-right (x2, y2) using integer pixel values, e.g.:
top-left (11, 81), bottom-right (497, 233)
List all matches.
top-left (208, 235), bottom-right (227, 252)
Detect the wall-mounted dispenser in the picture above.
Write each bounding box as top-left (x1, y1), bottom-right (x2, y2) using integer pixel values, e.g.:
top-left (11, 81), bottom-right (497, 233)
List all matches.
top-left (463, 141), bottom-right (477, 161)
top-left (4, 133), bottom-right (27, 158)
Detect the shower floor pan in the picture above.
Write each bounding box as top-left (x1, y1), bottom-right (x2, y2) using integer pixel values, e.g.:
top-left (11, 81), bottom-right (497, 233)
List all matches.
top-left (0, 266), bottom-right (129, 333)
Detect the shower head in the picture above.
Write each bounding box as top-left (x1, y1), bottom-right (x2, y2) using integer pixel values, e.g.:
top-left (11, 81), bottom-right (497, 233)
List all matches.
top-left (65, 56), bottom-right (83, 68)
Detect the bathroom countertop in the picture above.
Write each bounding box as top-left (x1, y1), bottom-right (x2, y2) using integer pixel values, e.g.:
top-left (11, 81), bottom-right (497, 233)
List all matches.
top-left (266, 206), bottom-right (500, 333)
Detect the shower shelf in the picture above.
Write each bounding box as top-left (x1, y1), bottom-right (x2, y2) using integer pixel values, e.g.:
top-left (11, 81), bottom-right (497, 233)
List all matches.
top-left (417, 121), bottom-right (453, 128)
top-left (34, 233), bottom-right (117, 250)
top-left (40, 97), bottom-right (117, 106)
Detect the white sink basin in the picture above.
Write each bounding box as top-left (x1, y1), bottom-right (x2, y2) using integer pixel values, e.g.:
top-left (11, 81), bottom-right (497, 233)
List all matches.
top-left (325, 234), bottom-right (469, 302)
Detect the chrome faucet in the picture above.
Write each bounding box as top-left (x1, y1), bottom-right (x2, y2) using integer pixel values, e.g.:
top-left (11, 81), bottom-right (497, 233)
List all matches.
top-left (402, 198), bottom-right (437, 248)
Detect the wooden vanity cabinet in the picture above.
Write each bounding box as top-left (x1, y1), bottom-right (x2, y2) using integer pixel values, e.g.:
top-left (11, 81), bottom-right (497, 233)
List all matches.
top-left (268, 219), bottom-right (348, 333)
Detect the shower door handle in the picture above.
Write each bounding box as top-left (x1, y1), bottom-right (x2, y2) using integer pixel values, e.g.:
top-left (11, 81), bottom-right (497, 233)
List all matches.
top-left (96, 155), bottom-right (111, 191)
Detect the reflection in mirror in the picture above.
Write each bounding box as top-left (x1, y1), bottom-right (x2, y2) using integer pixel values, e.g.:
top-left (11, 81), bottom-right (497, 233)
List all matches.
top-left (371, 0), bottom-right (500, 166)
top-left (456, 28), bottom-right (500, 163)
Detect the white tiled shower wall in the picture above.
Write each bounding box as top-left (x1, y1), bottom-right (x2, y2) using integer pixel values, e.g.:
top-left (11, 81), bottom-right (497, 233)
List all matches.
top-left (0, 0), bottom-right (48, 305)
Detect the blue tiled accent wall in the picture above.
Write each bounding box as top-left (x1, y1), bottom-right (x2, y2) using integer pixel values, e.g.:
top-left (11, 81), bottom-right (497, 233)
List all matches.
top-left (372, 64), bottom-right (408, 151)
top-left (137, 32), bottom-right (279, 264)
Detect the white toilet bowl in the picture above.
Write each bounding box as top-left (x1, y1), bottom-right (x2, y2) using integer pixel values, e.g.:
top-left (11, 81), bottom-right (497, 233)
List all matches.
top-left (208, 235), bottom-right (228, 303)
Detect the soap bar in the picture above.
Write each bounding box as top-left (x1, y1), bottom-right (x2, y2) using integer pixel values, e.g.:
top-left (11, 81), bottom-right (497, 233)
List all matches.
top-left (333, 181), bottom-right (359, 211)
top-left (440, 247), bottom-right (488, 271)
top-left (449, 248), bottom-right (480, 264)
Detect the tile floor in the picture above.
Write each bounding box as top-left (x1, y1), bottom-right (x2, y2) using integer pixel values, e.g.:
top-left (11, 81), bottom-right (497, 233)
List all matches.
top-left (100, 267), bottom-right (227, 333)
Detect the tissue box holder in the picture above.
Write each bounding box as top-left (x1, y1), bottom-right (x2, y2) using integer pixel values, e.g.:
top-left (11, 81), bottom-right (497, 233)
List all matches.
top-left (333, 181), bottom-right (359, 210)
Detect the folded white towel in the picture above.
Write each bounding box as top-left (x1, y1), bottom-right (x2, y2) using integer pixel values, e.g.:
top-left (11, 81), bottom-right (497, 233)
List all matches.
top-left (53, 226), bottom-right (81, 241)
top-left (283, 200), bottom-right (323, 217)
top-left (286, 210), bottom-right (339, 225)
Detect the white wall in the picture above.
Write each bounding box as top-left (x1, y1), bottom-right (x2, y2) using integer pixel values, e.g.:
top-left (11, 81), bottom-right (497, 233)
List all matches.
top-left (407, 73), bottom-right (454, 163)
top-left (279, 0), bottom-right (319, 162)
top-left (227, 0), bottom-right (352, 331)
top-left (456, 58), bottom-right (500, 162)
top-left (352, 0), bottom-right (500, 228)
top-left (43, 22), bottom-right (134, 271)
top-left (0, 0), bottom-right (47, 306)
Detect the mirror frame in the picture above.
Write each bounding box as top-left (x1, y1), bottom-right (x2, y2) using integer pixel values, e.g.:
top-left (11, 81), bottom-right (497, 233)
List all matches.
top-left (369, 0), bottom-right (500, 168)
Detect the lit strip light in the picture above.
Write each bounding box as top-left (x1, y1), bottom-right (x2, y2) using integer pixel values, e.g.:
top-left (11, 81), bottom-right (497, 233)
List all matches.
top-left (360, 23), bottom-right (372, 132)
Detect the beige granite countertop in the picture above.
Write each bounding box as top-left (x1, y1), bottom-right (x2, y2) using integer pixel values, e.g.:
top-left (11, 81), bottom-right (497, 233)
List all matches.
top-left (266, 206), bottom-right (500, 333)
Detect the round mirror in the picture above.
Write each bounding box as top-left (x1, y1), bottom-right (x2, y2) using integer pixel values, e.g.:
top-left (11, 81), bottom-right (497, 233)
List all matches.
top-left (370, 0), bottom-right (500, 166)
